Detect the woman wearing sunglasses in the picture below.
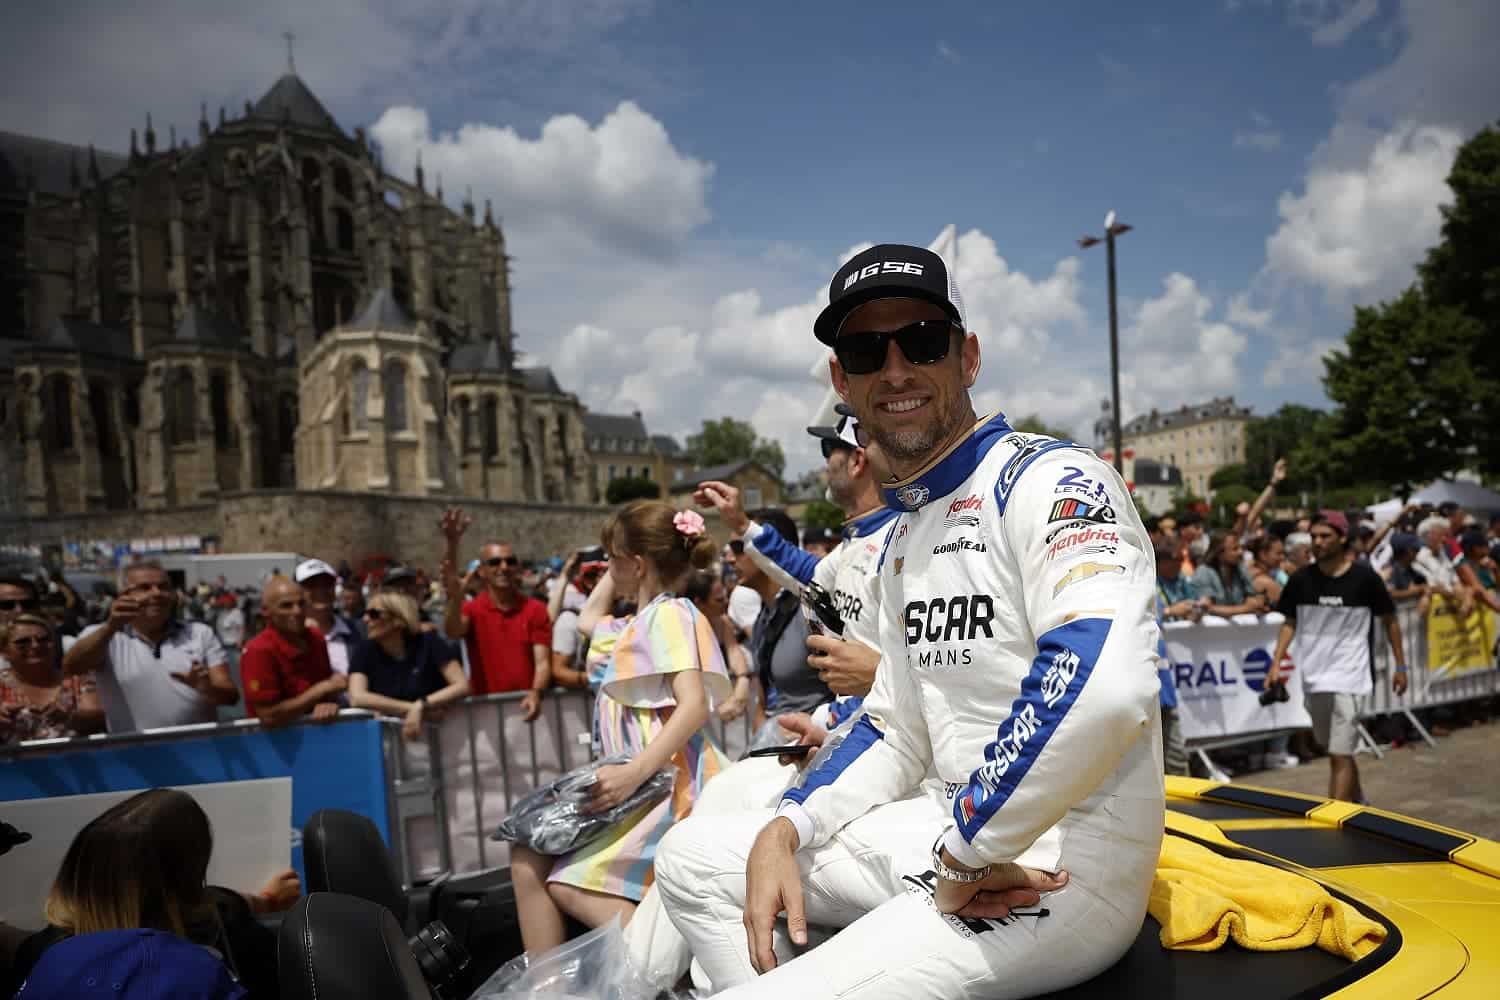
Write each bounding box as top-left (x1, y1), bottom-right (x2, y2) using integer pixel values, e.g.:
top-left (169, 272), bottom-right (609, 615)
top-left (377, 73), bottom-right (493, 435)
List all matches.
top-left (0, 614), bottom-right (104, 744)
top-left (346, 593), bottom-right (470, 742)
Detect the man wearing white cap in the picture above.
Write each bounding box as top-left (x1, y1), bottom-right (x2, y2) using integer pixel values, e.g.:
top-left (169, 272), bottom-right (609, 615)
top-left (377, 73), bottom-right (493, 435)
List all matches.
top-left (295, 558), bottom-right (362, 676)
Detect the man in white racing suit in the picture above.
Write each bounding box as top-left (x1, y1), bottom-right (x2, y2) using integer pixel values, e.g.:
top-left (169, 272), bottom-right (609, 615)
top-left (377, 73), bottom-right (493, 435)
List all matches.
top-left (625, 409), bottom-right (898, 989)
top-left (654, 243), bottom-right (1165, 998)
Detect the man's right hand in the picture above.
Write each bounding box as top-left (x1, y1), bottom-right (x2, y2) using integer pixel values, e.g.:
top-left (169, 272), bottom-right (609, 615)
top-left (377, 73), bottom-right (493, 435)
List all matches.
top-left (107, 594), bottom-right (144, 630)
top-left (743, 817), bottom-right (806, 975)
top-left (1271, 457), bottom-right (1287, 485)
top-left (777, 712), bottom-right (828, 768)
top-left (693, 480), bottom-right (750, 536)
top-left (323, 673), bottom-right (349, 696)
top-left (439, 507), bottom-right (471, 547)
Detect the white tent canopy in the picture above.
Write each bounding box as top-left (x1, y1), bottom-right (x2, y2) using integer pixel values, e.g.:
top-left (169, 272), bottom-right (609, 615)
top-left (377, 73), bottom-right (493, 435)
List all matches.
top-left (1366, 478), bottom-right (1500, 521)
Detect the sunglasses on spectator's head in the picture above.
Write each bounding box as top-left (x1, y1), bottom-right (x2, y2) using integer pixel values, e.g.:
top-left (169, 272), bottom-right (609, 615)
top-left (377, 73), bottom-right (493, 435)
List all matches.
top-left (485, 556), bottom-right (520, 567)
top-left (832, 320), bottom-right (960, 376)
top-left (0, 599), bottom-right (38, 612)
top-left (362, 608), bottom-right (385, 621)
top-left (728, 540), bottom-right (745, 555)
top-left (10, 635), bottom-right (53, 649)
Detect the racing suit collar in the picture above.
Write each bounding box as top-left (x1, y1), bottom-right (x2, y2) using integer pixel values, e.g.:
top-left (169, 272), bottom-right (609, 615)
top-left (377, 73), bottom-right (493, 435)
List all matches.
top-left (879, 412), bottom-right (1014, 512)
top-left (842, 506), bottom-right (899, 540)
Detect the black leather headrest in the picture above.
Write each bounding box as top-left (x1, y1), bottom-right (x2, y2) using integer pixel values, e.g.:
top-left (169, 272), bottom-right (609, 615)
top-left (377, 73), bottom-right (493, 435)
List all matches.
top-left (278, 893), bottom-right (430, 1000)
top-left (302, 808), bottom-right (407, 925)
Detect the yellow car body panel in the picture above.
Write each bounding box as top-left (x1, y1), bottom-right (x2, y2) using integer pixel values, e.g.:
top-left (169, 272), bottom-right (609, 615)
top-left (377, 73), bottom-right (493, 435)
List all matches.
top-left (1164, 776), bottom-right (1500, 999)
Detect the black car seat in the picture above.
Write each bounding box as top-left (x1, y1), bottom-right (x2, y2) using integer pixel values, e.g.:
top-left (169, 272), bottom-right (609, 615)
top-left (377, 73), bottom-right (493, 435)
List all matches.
top-left (302, 808), bottom-right (410, 928)
top-left (278, 893), bottom-right (430, 1000)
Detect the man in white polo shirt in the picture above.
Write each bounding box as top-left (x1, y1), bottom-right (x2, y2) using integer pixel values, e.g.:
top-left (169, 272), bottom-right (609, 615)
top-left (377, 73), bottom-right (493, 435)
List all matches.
top-left (64, 559), bottom-right (239, 732)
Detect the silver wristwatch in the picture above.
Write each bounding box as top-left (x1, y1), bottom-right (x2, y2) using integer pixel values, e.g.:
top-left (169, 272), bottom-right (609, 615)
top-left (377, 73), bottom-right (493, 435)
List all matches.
top-left (931, 834), bottom-right (991, 883)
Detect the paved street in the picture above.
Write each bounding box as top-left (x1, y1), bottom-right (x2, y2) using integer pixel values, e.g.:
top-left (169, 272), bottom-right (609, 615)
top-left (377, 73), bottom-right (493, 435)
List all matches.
top-left (1230, 719), bottom-right (1500, 840)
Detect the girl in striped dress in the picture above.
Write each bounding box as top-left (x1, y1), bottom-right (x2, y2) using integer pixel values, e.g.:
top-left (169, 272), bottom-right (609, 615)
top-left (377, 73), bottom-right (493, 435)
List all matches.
top-left (509, 500), bottom-right (733, 955)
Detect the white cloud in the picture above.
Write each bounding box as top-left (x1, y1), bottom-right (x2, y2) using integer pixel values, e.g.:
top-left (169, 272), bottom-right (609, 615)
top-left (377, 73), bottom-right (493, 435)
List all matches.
top-left (1263, 122), bottom-right (1461, 303)
top-left (1227, 292), bottom-right (1273, 330)
top-left (1117, 274), bottom-right (1251, 419)
top-left (1293, 0), bottom-right (1381, 45)
top-left (1262, 337), bottom-right (1340, 388)
top-left (371, 101), bottom-right (712, 254)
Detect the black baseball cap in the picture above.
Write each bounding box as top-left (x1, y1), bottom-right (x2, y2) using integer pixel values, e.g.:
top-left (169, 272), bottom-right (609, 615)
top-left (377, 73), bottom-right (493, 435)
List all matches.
top-left (814, 244), bottom-right (966, 345)
top-left (806, 402), bottom-right (861, 451)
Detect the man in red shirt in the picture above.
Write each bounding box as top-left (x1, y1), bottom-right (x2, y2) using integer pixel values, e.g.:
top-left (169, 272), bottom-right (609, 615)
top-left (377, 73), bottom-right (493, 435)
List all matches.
top-left (440, 508), bottom-right (551, 720)
top-left (241, 576), bottom-right (347, 726)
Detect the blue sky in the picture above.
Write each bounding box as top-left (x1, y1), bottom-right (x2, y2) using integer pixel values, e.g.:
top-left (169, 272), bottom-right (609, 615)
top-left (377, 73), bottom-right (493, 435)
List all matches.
top-left (3, 0), bottom-right (1496, 473)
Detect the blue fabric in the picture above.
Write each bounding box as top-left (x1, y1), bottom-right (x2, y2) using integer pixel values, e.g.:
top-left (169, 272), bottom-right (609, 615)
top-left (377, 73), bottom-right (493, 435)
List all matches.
top-left (880, 413), bottom-right (1015, 511)
top-left (17, 929), bottom-right (246, 1000)
top-left (349, 630), bottom-right (454, 701)
top-left (1154, 593), bottom-right (1178, 709)
top-left (844, 507), bottom-right (899, 540)
top-left (751, 522), bottom-right (820, 586)
top-left (1157, 574), bottom-right (1197, 605)
top-left (826, 695), bottom-right (865, 728)
top-left (781, 713), bottom-right (884, 807)
top-left (952, 617), bottom-right (1112, 841)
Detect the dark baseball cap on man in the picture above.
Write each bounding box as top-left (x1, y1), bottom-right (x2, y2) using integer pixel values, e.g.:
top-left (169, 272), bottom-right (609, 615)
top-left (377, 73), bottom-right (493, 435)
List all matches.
top-left (807, 402), bottom-right (862, 451)
top-left (814, 244), bottom-right (966, 345)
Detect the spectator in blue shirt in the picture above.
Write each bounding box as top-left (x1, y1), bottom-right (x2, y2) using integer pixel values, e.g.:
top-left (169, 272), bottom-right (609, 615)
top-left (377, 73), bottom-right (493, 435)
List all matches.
top-left (1192, 533), bottom-right (1269, 618)
top-left (1152, 538), bottom-right (1190, 776)
top-left (348, 593), bottom-right (469, 742)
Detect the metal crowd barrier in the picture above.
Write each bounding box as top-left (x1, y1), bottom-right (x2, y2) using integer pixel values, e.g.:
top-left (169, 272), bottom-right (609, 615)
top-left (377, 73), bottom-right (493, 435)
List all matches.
top-left (398, 687), bottom-right (755, 879)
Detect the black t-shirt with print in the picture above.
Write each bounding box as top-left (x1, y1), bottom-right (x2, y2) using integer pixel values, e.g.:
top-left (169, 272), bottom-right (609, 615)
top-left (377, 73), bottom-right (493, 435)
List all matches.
top-left (1277, 560), bottom-right (1395, 693)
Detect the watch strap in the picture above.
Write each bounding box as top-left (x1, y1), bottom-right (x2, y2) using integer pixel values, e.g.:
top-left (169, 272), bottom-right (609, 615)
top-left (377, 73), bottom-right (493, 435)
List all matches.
top-left (931, 834), bottom-right (991, 884)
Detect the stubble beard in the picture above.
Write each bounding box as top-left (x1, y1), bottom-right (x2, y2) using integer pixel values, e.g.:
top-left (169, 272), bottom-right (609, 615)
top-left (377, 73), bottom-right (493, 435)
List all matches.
top-left (867, 390), bottom-right (968, 466)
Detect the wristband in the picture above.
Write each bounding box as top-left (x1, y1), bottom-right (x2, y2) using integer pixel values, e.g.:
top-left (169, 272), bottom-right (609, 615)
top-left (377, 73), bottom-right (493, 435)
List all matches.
top-left (1394, 665), bottom-right (1410, 674)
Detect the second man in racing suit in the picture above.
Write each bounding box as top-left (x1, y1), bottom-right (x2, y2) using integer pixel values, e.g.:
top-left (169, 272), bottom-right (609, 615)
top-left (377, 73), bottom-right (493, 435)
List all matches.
top-left (655, 243), bottom-right (1164, 998)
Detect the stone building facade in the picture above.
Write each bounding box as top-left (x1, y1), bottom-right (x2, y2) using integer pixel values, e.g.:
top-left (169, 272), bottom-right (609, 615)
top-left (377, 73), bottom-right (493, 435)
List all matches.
top-left (0, 68), bottom-right (592, 536)
top-left (1121, 396), bottom-right (1252, 500)
top-left (582, 410), bottom-right (694, 502)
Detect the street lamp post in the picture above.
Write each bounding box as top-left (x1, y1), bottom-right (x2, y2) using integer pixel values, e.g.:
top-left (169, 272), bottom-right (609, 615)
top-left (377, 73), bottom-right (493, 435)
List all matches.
top-left (1078, 211), bottom-right (1133, 475)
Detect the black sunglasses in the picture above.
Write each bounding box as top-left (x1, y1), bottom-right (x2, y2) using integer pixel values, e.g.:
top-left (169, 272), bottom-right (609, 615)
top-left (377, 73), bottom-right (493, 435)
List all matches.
top-left (728, 540), bottom-right (745, 555)
top-left (0, 599), bottom-right (38, 612)
top-left (833, 320), bottom-right (960, 376)
top-left (11, 635), bottom-right (54, 649)
top-left (362, 608), bottom-right (385, 621)
top-left (485, 556), bottom-right (521, 567)
top-left (820, 438), bottom-right (854, 461)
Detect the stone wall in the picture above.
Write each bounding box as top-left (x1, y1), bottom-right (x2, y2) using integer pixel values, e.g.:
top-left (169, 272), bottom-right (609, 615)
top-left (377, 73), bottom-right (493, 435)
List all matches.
top-left (0, 489), bottom-right (618, 567)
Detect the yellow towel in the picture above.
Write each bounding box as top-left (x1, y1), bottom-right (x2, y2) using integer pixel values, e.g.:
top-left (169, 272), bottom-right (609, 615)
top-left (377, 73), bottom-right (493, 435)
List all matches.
top-left (1148, 835), bottom-right (1387, 962)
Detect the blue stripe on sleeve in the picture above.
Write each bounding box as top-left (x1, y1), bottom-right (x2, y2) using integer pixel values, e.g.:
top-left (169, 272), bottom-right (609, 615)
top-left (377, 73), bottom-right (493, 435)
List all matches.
top-left (953, 617), bottom-right (1112, 839)
top-left (826, 695), bottom-right (865, 729)
top-left (781, 713), bottom-right (883, 807)
top-left (752, 522), bottom-right (820, 585)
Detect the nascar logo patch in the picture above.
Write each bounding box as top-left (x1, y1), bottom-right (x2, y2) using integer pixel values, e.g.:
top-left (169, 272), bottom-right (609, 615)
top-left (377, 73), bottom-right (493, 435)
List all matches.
top-left (1049, 498), bottom-right (1116, 523)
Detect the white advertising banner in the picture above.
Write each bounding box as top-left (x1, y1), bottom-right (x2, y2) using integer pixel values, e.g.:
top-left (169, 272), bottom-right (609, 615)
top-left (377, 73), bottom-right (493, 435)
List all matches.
top-left (1163, 615), bottom-right (1313, 742)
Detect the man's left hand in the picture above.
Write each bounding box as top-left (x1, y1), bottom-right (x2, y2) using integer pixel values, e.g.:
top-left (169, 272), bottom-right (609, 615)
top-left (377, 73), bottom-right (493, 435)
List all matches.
top-left (932, 859), bottom-right (1068, 920)
top-left (806, 634), bottom-right (879, 696)
top-left (1392, 670), bottom-right (1410, 696)
top-left (520, 689), bottom-right (543, 722)
top-left (310, 702), bottom-right (339, 723)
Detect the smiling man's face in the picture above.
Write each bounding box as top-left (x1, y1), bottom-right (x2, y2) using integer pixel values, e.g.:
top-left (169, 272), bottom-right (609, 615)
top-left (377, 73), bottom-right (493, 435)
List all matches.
top-left (830, 297), bottom-right (980, 474)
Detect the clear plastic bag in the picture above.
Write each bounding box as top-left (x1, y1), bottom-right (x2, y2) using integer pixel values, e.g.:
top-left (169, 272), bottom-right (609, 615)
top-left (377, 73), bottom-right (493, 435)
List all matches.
top-left (492, 754), bottom-right (676, 856)
top-left (470, 918), bottom-right (668, 999)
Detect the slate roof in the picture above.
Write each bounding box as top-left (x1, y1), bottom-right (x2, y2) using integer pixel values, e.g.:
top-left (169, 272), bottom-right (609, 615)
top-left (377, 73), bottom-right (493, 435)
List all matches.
top-left (650, 434), bottom-right (683, 457)
top-left (1122, 396), bottom-right (1253, 436)
top-left (667, 460), bottom-right (773, 494)
top-left (449, 338), bottom-right (506, 374)
top-left (1133, 458), bottom-right (1182, 486)
top-left (251, 74), bottom-right (341, 132)
top-left (0, 131), bottom-right (128, 195)
top-left (343, 288), bottom-right (413, 333)
top-left (518, 366), bottom-right (563, 395)
top-left (583, 412), bottom-right (649, 443)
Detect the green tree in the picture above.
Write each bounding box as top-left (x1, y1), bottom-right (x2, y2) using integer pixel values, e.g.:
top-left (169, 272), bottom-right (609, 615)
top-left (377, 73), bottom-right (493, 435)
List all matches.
top-left (1320, 287), bottom-right (1483, 497)
top-left (1011, 413), bottom-right (1075, 440)
top-left (800, 499), bottom-right (846, 533)
top-left (685, 417), bottom-right (787, 479)
top-left (1208, 484), bottom-right (1259, 528)
top-left (1208, 463), bottom-right (1250, 492)
top-left (605, 475), bottom-right (661, 504)
top-left (1418, 123), bottom-right (1500, 476)
top-left (1243, 404), bottom-right (1334, 494)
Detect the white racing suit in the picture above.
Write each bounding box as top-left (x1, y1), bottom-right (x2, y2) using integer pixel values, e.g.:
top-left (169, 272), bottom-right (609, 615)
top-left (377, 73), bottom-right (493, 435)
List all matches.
top-left (624, 506), bottom-right (899, 988)
top-left (655, 415), bottom-right (1165, 998)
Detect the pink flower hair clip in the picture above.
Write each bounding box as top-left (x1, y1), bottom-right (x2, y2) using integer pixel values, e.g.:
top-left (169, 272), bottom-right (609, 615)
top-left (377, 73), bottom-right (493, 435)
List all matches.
top-left (673, 509), bottom-right (706, 539)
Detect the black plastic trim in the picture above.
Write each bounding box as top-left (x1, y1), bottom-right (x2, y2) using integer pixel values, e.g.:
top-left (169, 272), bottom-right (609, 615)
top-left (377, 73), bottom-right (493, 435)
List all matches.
top-left (1227, 827), bottom-right (1444, 868)
top-left (1342, 811), bottom-right (1470, 858)
top-left (1200, 785), bottom-right (1322, 817)
top-left (1169, 798), bottom-right (1300, 822)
